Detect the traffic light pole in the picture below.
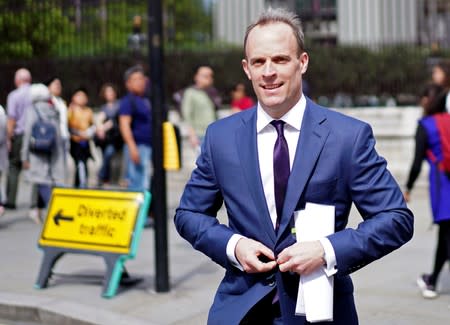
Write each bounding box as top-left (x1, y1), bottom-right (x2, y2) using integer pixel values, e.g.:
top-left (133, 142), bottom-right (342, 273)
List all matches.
top-left (148, 0), bottom-right (169, 292)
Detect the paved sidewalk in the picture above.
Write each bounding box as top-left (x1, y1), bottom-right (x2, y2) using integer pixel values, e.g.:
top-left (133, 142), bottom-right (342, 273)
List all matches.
top-left (0, 146), bottom-right (449, 324)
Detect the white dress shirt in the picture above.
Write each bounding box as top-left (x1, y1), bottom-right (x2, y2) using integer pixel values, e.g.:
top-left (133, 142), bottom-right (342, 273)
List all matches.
top-left (226, 95), bottom-right (336, 275)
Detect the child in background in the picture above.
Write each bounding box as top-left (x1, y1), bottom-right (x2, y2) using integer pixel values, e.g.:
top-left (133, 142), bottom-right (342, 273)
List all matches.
top-left (230, 82), bottom-right (255, 113)
top-left (68, 88), bottom-right (95, 188)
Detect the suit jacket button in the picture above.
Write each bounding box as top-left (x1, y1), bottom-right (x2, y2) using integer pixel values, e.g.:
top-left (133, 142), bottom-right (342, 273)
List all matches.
top-left (265, 273), bottom-right (276, 286)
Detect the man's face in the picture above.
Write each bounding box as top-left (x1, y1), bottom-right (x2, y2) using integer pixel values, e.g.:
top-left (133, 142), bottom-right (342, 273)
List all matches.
top-left (242, 22), bottom-right (308, 118)
top-left (194, 66), bottom-right (214, 89)
top-left (126, 72), bottom-right (146, 96)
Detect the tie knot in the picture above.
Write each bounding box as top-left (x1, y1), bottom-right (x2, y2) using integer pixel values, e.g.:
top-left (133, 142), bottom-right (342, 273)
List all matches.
top-left (270, 120), bottom-right (286, 135)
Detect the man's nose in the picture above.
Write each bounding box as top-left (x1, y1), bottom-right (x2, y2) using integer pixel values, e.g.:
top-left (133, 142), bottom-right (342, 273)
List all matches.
top-left (263, 61), bottom-right (276, 77)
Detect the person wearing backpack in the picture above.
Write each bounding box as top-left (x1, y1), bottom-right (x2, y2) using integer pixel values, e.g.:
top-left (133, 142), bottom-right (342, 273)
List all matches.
top-left (404, 84), bottom-right (450, 299)
top-left (21, 84), bottom-right (65, 224)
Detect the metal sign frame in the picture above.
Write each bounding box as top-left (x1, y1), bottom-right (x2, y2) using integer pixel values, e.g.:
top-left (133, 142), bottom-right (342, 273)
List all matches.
top-left (34, 188), bottom-right (151, 298)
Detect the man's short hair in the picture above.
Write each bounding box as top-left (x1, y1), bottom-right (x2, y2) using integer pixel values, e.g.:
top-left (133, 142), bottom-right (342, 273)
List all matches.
top-left (15, 68), bottom-right (32, 83)
top-left (124, 65), bottom-right (145, 82)
top-left (244, 7), bottom-right (305, 57)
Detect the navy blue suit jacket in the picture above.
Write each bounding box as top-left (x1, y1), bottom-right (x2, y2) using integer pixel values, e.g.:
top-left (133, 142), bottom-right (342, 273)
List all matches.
top-left (175, 98), bottom-right (414, 324)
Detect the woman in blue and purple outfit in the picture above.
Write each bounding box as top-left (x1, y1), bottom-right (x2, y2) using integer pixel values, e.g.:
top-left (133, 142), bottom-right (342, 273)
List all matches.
top-left (404, 83), bottom-right (450, 299)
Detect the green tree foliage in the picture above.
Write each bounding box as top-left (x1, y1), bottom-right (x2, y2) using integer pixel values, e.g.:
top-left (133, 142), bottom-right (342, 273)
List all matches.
top-left (165, 0), bottom-right (212, 49)
top-left (0, 0), bottom-right (214, 60)
top-left (55, 1), bottom-right (147, 57)
top-left (0, 0), bottom-right (71, 60)
top-left (307, 43), bottom-right (429, 99)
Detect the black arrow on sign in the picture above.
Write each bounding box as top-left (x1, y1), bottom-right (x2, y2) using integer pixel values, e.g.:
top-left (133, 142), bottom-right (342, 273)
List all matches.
top-left (53, 209), bottom-right (74, 226)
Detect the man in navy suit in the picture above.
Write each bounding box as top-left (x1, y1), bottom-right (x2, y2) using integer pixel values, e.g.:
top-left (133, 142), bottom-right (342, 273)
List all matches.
top-left (175, 7), bottom-right (413, 325)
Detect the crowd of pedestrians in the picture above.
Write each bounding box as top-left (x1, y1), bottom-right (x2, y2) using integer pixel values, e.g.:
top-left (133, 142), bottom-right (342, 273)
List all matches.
top-left (0, 64), bottom-right (234, 226)
top-left (0, 66), bottom-right (158, 224)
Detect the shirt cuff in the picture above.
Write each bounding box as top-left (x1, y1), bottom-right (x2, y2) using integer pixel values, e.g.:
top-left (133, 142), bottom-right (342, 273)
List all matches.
top-left (226, 234), bottom-right (246, 271)
top-left (319, 237), bottom-right (337, 277)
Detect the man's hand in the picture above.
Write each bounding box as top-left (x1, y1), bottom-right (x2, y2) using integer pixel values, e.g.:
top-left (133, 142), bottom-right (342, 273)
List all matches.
top-left (235, 238), bottom-right (277, 273)
top-left (403, 191), bottom-right (410, 202)
top-left (277, 241), bottom-right (326, 275)
top-left (95, 128), bottom-right (106, 140)
top-left (188, 129), bottom-right (200, 149)
top-left (129, 146), bottom-right (140, 164)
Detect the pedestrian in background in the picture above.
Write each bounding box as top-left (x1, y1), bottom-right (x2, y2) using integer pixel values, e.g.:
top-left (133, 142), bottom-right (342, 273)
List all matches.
top-left (21, 84), bottom-right (65, 224)
top-left (181, 65), bottom-right (220, 153)
top-left (95, 83), bottom-right (122, 186)
top-left (404, 84), bottom-right (450, 299)
top-left (0, 105), bottom-right (8, 216)
top-left (45, 77), bottom-right (69, 176)
top-left (5, 68), bottom-right (32, 210)
top-left (431, 61), bottom-right (450, 112)
top-left (127, 14), bottom-right (147, 58)
top-left (230, 82), bottom-right (255, 113)
top-left (118, 66), bottom-right (152, 192)
top-left (68, 87), bottom-right (95, 188)
top-left (175, 8), bottom-right (413, 324)
top-left (118, 66), bottom-right (153, 227)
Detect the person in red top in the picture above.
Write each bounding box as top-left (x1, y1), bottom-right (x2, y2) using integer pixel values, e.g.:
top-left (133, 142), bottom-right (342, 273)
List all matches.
top-left (231, 82), bottom-right (255, 113)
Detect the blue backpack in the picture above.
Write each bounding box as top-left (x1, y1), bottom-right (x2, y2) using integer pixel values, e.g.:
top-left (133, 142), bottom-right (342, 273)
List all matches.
top-left (30, 105), bottom-right (57, 154)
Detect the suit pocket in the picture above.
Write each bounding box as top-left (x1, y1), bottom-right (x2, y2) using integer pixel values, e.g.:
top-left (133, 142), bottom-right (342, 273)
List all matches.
top-left (302, 178), bottom-right (337, 206)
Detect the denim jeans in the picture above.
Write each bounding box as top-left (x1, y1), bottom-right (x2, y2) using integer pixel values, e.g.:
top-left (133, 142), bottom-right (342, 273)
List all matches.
top-left (37, 184), bottom-right (52, 208)
top-left (98, 144), bottom-right (116, 182)
top-left (124, 144), bottom-right (151, 191)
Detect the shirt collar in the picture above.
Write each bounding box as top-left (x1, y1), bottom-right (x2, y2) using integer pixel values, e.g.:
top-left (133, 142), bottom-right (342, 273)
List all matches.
top-left (256, 95), bottom-right (306, 133)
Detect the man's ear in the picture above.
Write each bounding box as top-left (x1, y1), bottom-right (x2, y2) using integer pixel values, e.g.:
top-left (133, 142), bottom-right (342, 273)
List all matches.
top-left (242, 59), bottom-right (252, 80)
top-left (300, 52), bottom-right (309, 75)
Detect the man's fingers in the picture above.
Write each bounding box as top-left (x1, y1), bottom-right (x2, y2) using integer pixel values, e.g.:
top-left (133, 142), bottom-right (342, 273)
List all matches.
top-left (277, 241), bottom-right (325, 275)
top-left (258, 260), bottom-right (277, 272)
top-left (278, 254), bottom-right (298, 273)
top-left (258, 246), bottom-right (275, 261)
top-left (246, 256), bottom-right (277, 273)
top-left (276, 243), bottom-right (296, 264)
top-left (236, 238), bottom-right (277, 273)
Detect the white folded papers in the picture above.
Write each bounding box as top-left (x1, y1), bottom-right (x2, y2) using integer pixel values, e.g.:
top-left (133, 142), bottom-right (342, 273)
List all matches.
top-left (294, 202), bottom-right (335, 322)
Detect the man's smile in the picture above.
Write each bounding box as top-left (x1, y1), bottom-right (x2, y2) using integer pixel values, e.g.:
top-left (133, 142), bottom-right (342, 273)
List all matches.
top-left (262, 83), bottom-right (283, 90)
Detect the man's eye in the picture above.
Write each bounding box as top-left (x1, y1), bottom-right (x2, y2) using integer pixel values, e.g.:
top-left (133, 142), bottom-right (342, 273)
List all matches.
top-left (274, 57), bottom-right (288, 64)
top-left (252, 59), bottom-right (265, 66)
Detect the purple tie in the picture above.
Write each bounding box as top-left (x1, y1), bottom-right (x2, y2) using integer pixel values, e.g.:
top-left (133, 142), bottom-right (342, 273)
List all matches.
top-left (270, 120), bottom-right (290, 232)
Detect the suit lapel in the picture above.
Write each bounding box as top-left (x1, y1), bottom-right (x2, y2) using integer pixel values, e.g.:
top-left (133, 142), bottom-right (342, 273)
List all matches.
top-left (278, 101), bottom-right (330, 237)
top-left (236, 110), bottom-right (276, 244)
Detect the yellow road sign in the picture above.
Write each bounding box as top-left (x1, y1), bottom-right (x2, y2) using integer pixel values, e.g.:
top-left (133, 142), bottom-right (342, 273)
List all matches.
top-left (39, 188), bottom-right (147, 254)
